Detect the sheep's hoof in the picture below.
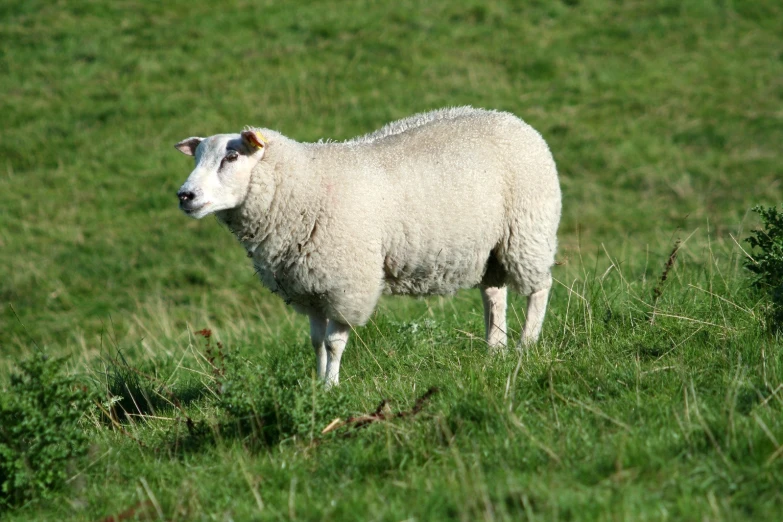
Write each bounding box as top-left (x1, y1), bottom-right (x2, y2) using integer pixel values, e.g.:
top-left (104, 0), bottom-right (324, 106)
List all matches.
top-left (487, 344), bottom-right (509, 356)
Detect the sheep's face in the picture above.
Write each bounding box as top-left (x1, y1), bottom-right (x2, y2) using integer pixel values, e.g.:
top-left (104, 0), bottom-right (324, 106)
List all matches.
top-left (175, 131), bottom-right (267, 219)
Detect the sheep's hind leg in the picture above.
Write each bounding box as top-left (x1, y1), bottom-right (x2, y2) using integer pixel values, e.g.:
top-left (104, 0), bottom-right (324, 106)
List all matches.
top-left (309, 315), bottom-right (328, 380)
top-left (324, 321), bottom-right (351, 388)
top-left (480, 285), bottom-right (507, 352)
top-left (519, 276), bottom-right (552, 347)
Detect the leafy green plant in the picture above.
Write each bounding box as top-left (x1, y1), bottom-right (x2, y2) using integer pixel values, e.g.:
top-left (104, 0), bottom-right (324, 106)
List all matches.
top-left (746, 205), bottom-right (783, 331)
top-left (0, 352), bottom-right (94, 509)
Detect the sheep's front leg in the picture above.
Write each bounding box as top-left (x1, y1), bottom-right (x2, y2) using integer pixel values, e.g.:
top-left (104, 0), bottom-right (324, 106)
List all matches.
top-left (309, 315), bottom-right (328, 380)
top-left (480, 285), bottom-right (507, 351)
top-left (324, 321), bottom-right (351, 388)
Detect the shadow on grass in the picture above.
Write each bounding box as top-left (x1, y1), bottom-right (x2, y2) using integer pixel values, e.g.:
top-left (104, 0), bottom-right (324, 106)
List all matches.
top-left (165, 385), bottom-right (443, 458)
top-left (95, 336), bottom-right (351, 455)
top-left (162, 358), bottom-right (351, 456)
top-left (164, 413), bottom-right (276, 456)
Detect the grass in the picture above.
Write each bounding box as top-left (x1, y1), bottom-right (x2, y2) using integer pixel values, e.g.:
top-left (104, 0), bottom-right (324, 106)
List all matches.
top-left (1, 0), bottom-right (782, 519)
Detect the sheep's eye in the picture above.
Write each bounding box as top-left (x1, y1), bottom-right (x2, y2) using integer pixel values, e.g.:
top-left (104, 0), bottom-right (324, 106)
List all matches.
top-left (224, 151), bottom-right (239, 163)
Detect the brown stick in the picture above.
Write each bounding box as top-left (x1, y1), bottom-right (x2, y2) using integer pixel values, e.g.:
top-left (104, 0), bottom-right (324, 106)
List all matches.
top-left (322, 387), bottom-right (439, 435)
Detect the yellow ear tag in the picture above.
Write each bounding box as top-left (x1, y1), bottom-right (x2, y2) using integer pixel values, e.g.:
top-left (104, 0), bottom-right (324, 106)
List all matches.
top-left (244, 130), bottom-right (268, 149)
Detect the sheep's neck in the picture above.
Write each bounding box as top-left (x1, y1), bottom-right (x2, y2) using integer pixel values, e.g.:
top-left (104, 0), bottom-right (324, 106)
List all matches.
top-left (217, 157), bottom-right (322, 266)
top-left (218, 177), bottom-right (273, 249)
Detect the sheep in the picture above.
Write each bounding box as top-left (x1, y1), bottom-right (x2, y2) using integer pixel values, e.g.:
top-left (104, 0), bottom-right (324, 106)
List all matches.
top-left (175, 107), bottom-right (561, 387)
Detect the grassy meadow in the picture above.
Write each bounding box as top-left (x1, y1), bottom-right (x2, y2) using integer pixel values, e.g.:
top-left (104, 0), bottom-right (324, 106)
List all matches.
top-left (1, 0), bottom-right (783, 519)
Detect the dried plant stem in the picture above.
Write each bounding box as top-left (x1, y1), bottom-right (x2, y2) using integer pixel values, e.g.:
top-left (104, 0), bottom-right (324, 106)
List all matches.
top-left (651, 240), bottom-right (681, 325)
top-left (322, 387), bottom-right (439, 435)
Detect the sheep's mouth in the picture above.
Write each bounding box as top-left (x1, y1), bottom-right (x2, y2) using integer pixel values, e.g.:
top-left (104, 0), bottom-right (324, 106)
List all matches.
top-left (180, 201), bottom-right (208, 215)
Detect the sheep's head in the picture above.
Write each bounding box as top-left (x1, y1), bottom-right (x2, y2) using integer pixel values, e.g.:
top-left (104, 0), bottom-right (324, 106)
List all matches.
top-left (174, 130), bottom-right (267, 219)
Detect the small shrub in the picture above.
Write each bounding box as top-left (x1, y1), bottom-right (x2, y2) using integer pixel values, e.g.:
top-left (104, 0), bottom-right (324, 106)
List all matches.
top-left (745, 205), bottom-right (783, 331)
top-left (0, 352), bottom-right (94, 509)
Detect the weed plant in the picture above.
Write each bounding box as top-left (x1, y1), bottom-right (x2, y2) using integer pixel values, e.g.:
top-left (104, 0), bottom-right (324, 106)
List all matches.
top-left (746, 205), bottom-right (783, 331)
top-left (0, 353), bottom-right (94, 510)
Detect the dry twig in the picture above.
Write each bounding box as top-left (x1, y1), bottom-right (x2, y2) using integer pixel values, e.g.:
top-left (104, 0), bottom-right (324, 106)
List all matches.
top-left (322, 387), bottom-right (439, 435)
top-left (100, 501), bottom-right (154, 522)
top-left (651, 239), bottom-right (681, 324)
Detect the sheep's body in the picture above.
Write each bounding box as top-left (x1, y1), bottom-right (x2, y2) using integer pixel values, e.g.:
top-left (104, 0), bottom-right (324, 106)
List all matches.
top-left (176, 107), bottom-right (561, 386)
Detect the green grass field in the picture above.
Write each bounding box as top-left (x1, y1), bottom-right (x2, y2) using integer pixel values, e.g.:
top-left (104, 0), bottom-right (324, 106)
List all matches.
top-left (2, 0), bottom-right (783, 519)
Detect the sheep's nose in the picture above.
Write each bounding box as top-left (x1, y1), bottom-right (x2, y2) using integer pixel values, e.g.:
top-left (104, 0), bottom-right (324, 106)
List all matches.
top-left (178, 190), bottom-right (195, 203)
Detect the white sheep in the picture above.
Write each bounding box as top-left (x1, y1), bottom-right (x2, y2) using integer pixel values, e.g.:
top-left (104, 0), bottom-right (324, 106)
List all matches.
top-left (175, 107), bottom-right (561, 387)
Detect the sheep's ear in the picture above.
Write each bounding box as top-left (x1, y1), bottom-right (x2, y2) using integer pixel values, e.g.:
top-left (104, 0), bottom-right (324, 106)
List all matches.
top-left (241, 130), bottom-right (267, 150)
top-left (174, 137), bottom-right (203, 156)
